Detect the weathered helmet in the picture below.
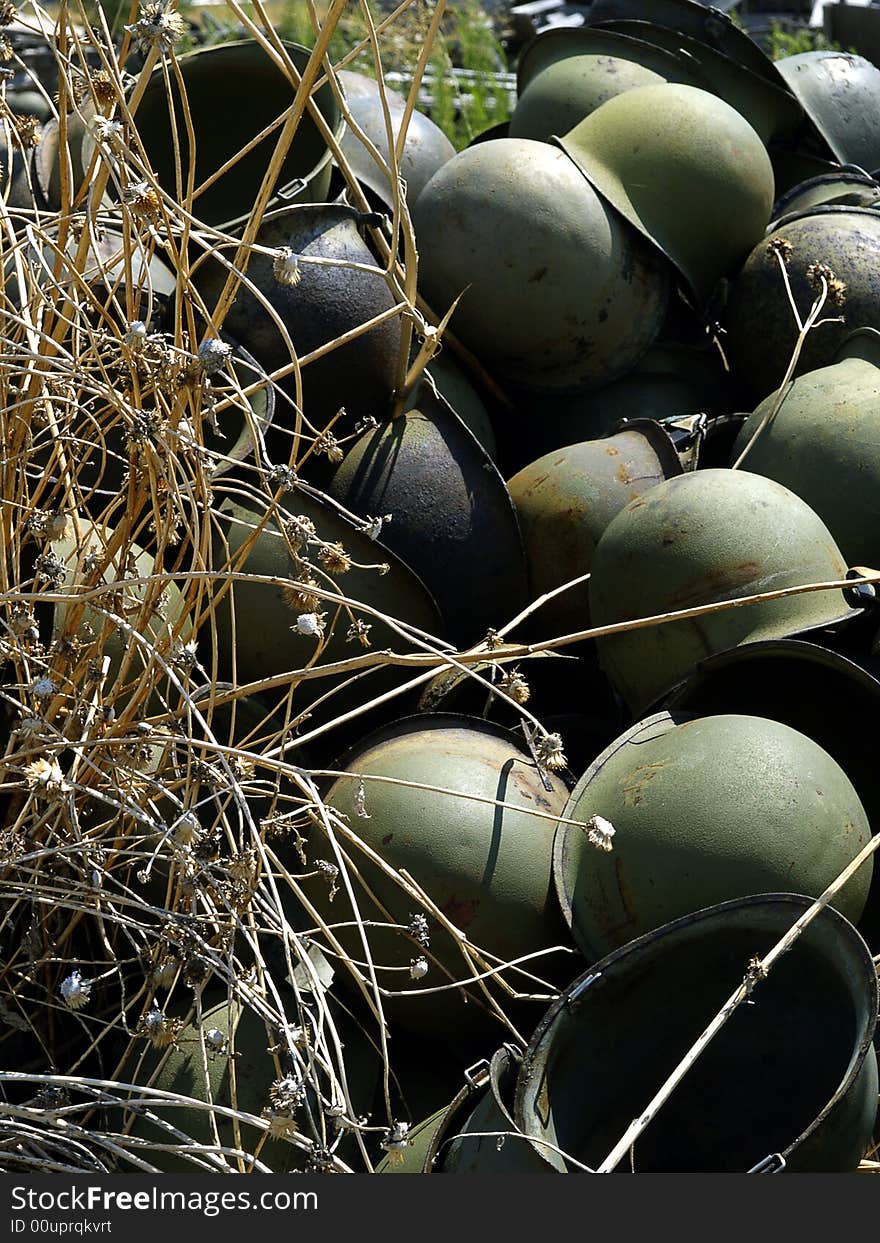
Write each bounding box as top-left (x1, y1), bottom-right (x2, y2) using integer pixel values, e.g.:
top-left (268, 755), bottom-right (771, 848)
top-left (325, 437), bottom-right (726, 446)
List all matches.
top-left (127, 40), bottom-right (343, 227)
top-left (507, 420), bottom-right (682, 635)
top-left (732, 329), bottom-right (880, 568)
top-left (772, 171), bottom-right (880, 224)
top-left (337, 69), bottom-right (455, 208)
top-left (510, 28), bottom-right (699, 143)
top-left (588, 0), bottom-right (783, 86)
top-left (302, 715), bottom-right (573, 1040)
top-left (517, 896), bottom-right (879, 1172)
top-left (557, 83), bottom-right (774, 305)
top-left (413, 138), bottom-right (669, 394)
top-left (724, 206), bottom-right (880, 404)
top-left (555, 711), bottom-right (873, 958)
top-left (596, 19), bottom-right (804, 143)
top-left (588, 468), bottom-right (857, 713)
top-left (775, 52), bottom-right (880, 172)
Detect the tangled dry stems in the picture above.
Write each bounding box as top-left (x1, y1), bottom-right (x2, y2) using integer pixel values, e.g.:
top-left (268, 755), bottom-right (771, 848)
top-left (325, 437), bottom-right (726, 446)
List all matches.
top-left (0, 0), bottom-right (876, 1174)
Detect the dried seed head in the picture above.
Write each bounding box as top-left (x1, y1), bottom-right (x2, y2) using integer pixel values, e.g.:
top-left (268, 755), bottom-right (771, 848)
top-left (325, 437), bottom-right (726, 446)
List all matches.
top-left (584, 814), bottom-right (615, 853)
top-left (13, 115), bottom-right (41, 149)
top-left (408, 912), bottom-right (430, 948)
top-left (766, 236), bottom-right (793, 265)
top-left (409, 956), bottom-right (429, 980)
top-left (346, 619), bottom-right (371, 647)
top-left (0, 3), bottom-right (17, 26)
top-left (805, 261), bottom-right (846, 307)
top-left (266, 463), bottom-right (299, 492)
top-left (204, 1027), bottom-right (226, 1052)
top-left (172, 811), bottom-right (201, 846)
top-left (31, 676), bottom-right (57, 699)
top-left (88, 68), bottom-right (119, 108)
top-left (197, 337), bottom-right (233, 376)
top-left (273, 247), bottom-right (303, 287)
top-left (535, 730), bottom-right (567, 772)
top-left (92, 117), bottom-right (124, 149)
top-left (125, 3), bottom-right (188, 55)
top-left (122, 179), bottom-right (163, 224)
top-left (283, 514), bottom-right (316, 551)
top-left (499, 667), bottom-right (529, 705)
top-left (0, 35), bottom-right (11, 60)
top-left (60, 970), bottom-right (92, 1011)
top-left (313, 431), bottom-right (343, 464)
top-left (360, 514), bottom-right (392, 540)
top-left (24, 757), bottom-right (71, 795)
top-left (137, 1007), bottom-right (182, 1048)
top-left (380, 1121), bottom-right (410, 1165)
top-left (317, 542), bottom-right (351, 575)
top-left (294, 611), bottom-right (325, 639)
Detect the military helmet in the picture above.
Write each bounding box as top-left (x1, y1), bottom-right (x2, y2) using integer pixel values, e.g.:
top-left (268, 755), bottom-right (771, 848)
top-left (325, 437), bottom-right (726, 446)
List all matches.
top-left (413, 137), bottom-right (669, 394)
top-left (555, 711), bottom-right (873, 958)
top-left (775, 52), bottom-right (880, 172)
top-left (338, 69), bottom-right (455, 208)
top-left (557, 83), bottom-right (774, 305)
top-left (732, 329), bottom-right (880, 569)
top-left (507, 420), bottom-right (682, 635)
top-left (302, 714), bottom-right (573, 1040)
top-left (511, 29), bottom-right (700, 143)
top-left (517, 896), bottom-right (879, 1172)
top-left (772, 171), bottom-right (880, 224)
top-left (596, 19), bottom-right (804, 143)
top-left (588, 468), bottom-right (857, 713)
top-left (724, 206), bottom-right (880, 404)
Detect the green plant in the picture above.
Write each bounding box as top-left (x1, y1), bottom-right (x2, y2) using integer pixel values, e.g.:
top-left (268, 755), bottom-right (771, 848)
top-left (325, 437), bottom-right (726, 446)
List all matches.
top-left (767, 20), bottom-right (842, 60)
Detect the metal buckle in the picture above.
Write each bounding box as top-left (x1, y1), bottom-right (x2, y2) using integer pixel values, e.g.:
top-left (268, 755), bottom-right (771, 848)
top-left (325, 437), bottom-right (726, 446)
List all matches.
top-left (276, 177), bottom-right (308, 202)
top-left (749, 1152), bottom-right (786, 1174)
top-left (463, 1059), bottom-right (491, 1091)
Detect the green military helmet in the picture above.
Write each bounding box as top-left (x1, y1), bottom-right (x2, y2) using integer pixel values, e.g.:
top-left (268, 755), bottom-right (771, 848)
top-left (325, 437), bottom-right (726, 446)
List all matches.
top-left (555, 712), bottom-right (873, 960)
top-left (724, 206), bottom-right (880, 403)
top-left (208, 491), bottom-right (443, 748)
top-left (46, 514), bottom-right (192, 716)
top-left (302, 714), bottom-right (574, 1042)
top-left (402, 349), bottom-right (498, 463)
top-left (558, 83), bottom-right (774, 306)
top-left (596, 20), bottom-right (804, 144)
top-left (118, 40), bottom-right (343, 228)
top-left (775, 52), bottom-right (880, 173)
top-left (507, 420), bottom-right (683, 636)
top-left (517, 896), bottom-right (879, 1172)
top-left (772, 171), bottom-right (880, 224)
top-left (412, 138), bottom-right (669, 395)
top-left (337, 70), bottom-right (455, 209)
top-left (588, 0), bottom-right (784, 87)
top-left (733, 329), bottom-right (880, 568)
top-left (125, 990), bottom-right (380, 1172)
top-left (588, 468), bottom-right (856, 714)
top-left (769, 147), bottom-right (844, 199)
top-left (510, 28), bottom-right (700, 144)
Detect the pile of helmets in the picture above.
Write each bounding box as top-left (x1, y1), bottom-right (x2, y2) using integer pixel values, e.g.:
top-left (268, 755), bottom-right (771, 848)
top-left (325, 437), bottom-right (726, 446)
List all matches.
top-left (6, 0), bottom-right (880, 1173)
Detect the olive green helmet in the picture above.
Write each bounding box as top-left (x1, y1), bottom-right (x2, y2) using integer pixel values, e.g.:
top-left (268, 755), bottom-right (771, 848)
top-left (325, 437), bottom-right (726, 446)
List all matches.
top-left (413, 138), bottom-right (669, 394)
top-left (555, 712), bottom-right (873, 958)
top-left (732, 330), bottom-right (880, 569)
top-left (338, 69), bottom-right (455, 209)
top-left (302, 714), bottom-right (573, 1041)
top-left (557, 82), bottom-right (774, 305)
top-left (775, 52), bottom-right (880, 173)
top-left (507, 420), bottom-right (682, 635)
top-left (588, 468), bottom-right (857, 714)
top-left (772, 171), bottom-right (880, 224)
top-left (597, 19), bottom-right (804, 143)
top-left (510, 28), bottom-right (700, 143)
